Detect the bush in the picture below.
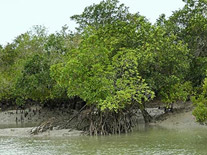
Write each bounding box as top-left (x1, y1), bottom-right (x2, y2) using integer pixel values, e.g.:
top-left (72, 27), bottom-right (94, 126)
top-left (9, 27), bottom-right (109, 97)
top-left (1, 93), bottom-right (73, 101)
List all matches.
top-left (192, 77), bottom-right (207, 122)
top-left (160, 81), bottom-right (192, 104)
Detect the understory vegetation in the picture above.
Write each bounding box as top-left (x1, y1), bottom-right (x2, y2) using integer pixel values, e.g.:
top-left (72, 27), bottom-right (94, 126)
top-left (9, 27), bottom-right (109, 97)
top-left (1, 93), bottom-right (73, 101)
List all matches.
top-left (0, 0), bottom-right (207, 134)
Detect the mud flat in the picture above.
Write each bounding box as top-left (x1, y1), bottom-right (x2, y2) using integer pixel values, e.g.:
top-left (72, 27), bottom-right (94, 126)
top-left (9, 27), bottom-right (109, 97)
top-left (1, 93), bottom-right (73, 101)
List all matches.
top-left (0, 127), bottom-right (83, 138)
top-left (0, 101), bottom-right (206, 137)
top-left (154, 110), bottom-right (207, 130)
top-left (0, 105), bottom-right (84, 137)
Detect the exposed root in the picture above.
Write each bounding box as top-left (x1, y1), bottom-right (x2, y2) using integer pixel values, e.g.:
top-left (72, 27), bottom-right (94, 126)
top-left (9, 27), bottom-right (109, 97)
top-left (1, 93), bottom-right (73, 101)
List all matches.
top-left (30, 117), bottom-right (56, 135)
top-left (77, 107), bottom-right (143, 136)
top-left (29, 104), bottom-right (152, 136)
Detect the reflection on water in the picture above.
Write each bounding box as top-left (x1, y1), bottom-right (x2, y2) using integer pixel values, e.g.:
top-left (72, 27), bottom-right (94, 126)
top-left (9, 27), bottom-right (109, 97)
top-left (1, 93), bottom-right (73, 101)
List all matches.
top-left (0, 125), bottom-right (207, 155)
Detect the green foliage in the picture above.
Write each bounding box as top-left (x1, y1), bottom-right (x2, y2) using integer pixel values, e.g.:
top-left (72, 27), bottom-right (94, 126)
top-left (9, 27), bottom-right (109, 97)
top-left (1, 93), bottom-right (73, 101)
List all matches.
top-left (162, 0), bottom-right (207, 85)
top-left (51, 42), bottom-right (154, 111)
top-left (136, 27), bottom-right (190, 92)
top-left (0, 25), bottom-right (76, 104)
top-left (99, 49), bottom-right (155, 111)
top-left (0, 71), bottom-right (16, 101)
top-left (15, 54), bottom-right (52, 101)
top-left (50, 37), bottom-right (114, 106)
top-left (0, 43), bottom-right (17, 66)
top-left (160, 82), bottom-right (192, 104)
top-left (0, 43), bottom-right (20, 101)
top-left (15, 97), bottom-right (25, 106)
top-left (163, 0), bottom-right (207, 120)
top-left (77, 6), bottom-right (190, 96)
top-left (192, 96), bottom-right (207, 122)
top-left (71, 0), bottom-right (129, 31)
top-left (192, 77), bottom-right (207, 122)
top-left (166, 0), bottom-right (207, 55)
top-left (91, 13), bottom-right (151, 54)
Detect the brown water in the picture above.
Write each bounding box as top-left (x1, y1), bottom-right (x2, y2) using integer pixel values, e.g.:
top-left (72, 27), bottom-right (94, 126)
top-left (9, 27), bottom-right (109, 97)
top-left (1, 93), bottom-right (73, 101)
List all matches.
top-left (0, 126), bottom-right (207, 155)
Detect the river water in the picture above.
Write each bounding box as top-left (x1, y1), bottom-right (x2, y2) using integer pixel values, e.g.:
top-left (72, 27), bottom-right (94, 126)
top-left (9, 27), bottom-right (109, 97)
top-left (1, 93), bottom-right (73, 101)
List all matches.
top-left (0, 125), bottom-right (207, 155)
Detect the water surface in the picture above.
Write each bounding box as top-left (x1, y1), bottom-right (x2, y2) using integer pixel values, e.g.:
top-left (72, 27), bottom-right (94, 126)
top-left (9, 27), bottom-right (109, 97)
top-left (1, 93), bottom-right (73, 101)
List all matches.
top-left (0, 126), bottom-right (206, 155)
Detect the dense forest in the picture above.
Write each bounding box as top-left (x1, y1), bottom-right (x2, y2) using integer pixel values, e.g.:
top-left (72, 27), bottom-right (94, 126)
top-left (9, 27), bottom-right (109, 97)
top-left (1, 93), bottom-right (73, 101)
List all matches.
top-left (0, 0), bottom-right (207, 134)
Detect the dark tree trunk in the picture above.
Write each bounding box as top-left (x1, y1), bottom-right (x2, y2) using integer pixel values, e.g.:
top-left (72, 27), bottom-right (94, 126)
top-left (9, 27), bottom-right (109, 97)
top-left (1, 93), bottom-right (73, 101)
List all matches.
top-left (141, 108), bottom-right (152, 123)
top-left (138, 104), bottom-right (152, 123)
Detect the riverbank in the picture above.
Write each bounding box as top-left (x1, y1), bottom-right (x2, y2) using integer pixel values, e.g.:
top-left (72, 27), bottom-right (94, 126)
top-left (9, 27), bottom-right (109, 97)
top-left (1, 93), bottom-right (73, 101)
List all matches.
top-left (0, 127), bottom-right (83, 137)
top-left (0, 109), bottom-right (205, 138)
top-left (153, 109), bottom-right (206, 130)
top-left (149, 101), bottom-right (207, 129)
top-left (0, 104), bottom-right (85, 137)
top-left (0, 101), bottom-right (206, 137)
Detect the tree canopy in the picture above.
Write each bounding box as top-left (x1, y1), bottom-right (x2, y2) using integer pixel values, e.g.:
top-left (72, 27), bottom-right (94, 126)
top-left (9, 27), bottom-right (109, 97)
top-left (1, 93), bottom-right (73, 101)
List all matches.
top-left (0, 0), bottom-right (207, 124)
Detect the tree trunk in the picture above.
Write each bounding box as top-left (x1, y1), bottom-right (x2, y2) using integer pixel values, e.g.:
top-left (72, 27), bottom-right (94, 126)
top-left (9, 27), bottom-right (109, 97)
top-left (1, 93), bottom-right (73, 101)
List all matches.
top-left (138, 104), bottom-right (152, 123)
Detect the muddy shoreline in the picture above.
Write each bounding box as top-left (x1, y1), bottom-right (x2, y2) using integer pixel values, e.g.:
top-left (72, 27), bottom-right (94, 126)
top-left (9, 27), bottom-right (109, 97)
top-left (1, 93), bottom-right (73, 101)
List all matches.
top-left (152, 109), bottom-right (206, 130)
top-left (0, 104), bottom-right (85, 137)
top-left (0, 127), bottom-right (83, 138)
top-left (0, 101), bottom-right (206, 137)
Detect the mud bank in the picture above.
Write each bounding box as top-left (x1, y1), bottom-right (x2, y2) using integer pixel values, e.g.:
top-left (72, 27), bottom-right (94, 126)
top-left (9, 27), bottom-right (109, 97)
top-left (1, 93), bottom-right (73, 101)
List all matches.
top-left (0, 127), bottom-right (83, 138)
top-left (0, 101), bottom-right (206, 137)
top-left (1, 109), bottom-right (205, 138)
top-left (153, 110), bottom-right (207, 129)
top-left (0, 105), bottom-right (84, 137)
top-left (148, 101), bottom-right (207, 129)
